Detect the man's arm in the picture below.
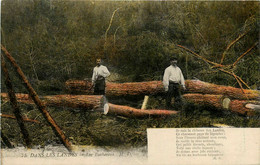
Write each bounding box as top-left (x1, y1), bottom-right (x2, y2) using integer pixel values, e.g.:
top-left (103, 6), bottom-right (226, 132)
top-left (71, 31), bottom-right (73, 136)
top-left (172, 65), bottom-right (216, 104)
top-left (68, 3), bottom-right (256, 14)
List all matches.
top-left (163, 68), bottom-right (169, 91)
top-left (179, 69), bottom-right (186, 90)
top-left (101, 66), bottom-right (110, 78)
top-left (92, 68), bottom-right (96, 83)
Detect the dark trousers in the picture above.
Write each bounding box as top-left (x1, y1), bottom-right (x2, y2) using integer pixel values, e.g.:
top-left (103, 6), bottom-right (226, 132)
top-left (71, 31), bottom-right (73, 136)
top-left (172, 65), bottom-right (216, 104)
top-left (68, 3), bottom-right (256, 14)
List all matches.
top-left (166, 82), bottom-right (183, 109)
top-left (94, 78), bottom-right (105, 95)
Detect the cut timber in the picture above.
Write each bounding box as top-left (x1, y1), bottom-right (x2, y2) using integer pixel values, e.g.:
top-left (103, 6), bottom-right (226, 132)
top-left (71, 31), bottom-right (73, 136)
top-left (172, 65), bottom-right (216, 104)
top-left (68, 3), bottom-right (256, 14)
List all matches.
top-left (1, 93), bottom-right (106, 112)
top-left (108, 103), bottom-right (178, 118)
top-left (141, 96), bottom-right (149, 110)
top-left (183, 94), bottom-right (227, 110)
top-left (228, 100), bottom-right (259, 116)
top-left (1, 93), bottom-right (177, 118)
top-left (183, 93), bottom-right (258, 116)
top-left (185, 80), bottom-right (260, 100)
top-left (65, 80), bottom-right (164, 97)
top-left (65, 79), bottom-right (260, 100)
top-left (42, 95), bottom-right (106, 110)
top-left (1, 114), bottom-right (40, 124)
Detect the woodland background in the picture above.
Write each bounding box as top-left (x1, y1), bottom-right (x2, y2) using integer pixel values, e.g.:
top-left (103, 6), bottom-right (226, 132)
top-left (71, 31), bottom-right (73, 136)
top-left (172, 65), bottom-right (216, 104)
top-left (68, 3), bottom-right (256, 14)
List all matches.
top-left (1, 0), bottom-right (259, 95)
top-left (0, 1), bottom-right (259, 148)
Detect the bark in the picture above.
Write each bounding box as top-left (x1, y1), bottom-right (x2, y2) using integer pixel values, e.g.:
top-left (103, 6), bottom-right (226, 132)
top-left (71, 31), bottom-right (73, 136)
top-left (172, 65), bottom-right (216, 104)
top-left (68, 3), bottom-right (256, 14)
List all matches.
top-left (1, 93), bottom-right (177, 118)
top-left (1, 45), bottom-right (73, 152)
top-left (1, 114), bottom-right (40, 124)
top-left (65, 79), bottom-right (260, 100)
top-left (1, 55), bottom-right (32, 148)
top-left (228, 100), bottom-right (259, 116)
top-left (183, 93), bottom-right (258, 116)
top-left (185, 80), bottom-right (259, 100)
top-left (65, 80), bottom-right (164, 97)
top-left (42, 95), bottom-right (105, 110)
top-left (1, 93), bottom-right (106, 112)
top-left (108, 103), bottom-right (178, 118)
top-left (183, 94), bottom-right (226, 109)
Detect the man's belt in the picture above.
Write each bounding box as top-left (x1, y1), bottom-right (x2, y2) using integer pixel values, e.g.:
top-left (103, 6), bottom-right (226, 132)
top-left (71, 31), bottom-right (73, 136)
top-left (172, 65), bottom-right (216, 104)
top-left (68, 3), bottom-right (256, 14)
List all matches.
top-left (169, 81), bottom-right (179, 85)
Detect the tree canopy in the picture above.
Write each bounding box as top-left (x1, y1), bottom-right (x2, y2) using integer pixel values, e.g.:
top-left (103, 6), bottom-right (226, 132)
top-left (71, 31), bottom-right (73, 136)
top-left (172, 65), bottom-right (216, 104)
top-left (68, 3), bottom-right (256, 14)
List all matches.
top-left (1, 0), bottom-right (259, 93)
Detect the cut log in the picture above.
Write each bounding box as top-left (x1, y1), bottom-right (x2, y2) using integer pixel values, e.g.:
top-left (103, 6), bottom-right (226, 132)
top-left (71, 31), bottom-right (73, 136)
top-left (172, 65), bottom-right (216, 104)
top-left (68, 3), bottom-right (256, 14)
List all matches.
top-left (1, 93), bottom-right (178, 118)
top-left (183, 93), bottom-right (259, 116)
top-left (1, 114), bottom-right (40, 124)
top-left (42, 95), bottom-right (106, 110)
top-left (1, 93), bottom-right (106, 111)
top-left (185, 80), bottom-right (260, 100)
top-left (65, 79), bottom-right (260, 100)
top-left (228, 100), bottom-right (259, 116)
top-left (65, 80), bottom-right (164, 97)
top-left (183, 94), bottom-right (226, 109)
top-left (107, 103), bottom-right (178, 118)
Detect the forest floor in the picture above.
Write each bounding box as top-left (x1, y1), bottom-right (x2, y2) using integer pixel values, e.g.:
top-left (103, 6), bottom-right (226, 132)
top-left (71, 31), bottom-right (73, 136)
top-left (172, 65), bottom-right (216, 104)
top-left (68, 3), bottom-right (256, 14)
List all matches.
top-left (1, 95), bottom-right (260, 149)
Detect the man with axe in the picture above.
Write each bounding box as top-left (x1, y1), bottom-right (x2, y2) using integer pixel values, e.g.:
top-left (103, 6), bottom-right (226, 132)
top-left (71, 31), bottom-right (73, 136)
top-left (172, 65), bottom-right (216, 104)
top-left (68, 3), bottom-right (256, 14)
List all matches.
top-left (91, 58), bottom-right (110, 95)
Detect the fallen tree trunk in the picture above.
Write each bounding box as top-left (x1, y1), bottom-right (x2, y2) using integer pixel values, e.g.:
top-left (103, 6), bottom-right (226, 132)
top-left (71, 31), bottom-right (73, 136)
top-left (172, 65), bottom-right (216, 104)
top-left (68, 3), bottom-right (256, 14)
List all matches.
top-left (183, 94), bottom-right (228, 110)
top-left (183, 93), bottom-right (259, 116)
top-left (65, 79), bottom-right (260, 100)
top-left (65, 80), bottom-right (164, 97)
top-left (228, 100), bottom-right (260, 116)
top-left (1, 93), bottom-right (106, 111)
top-left (107, 103), bottom-right (178, 118)
top-left (1, 93), bottom-right (178, 118)
top-left (1, 114), bottom-right (40, 124)
top-left (185, 80), bottom-right (260, 100)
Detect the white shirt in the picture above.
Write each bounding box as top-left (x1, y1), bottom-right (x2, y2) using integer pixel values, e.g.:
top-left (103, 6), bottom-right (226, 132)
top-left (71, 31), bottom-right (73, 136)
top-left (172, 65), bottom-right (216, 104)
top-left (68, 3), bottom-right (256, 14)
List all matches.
top-left (92, 65), bottom-right (110, 83)
top-left (163, 65), bottom-right (185, 89)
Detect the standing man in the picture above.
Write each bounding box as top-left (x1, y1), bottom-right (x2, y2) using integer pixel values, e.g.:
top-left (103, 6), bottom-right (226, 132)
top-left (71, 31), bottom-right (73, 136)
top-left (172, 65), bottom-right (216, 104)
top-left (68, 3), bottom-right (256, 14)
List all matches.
top-left (163, 57), bottom-right (186, 110)
top-left (92, 58), bottom-right (110, 95)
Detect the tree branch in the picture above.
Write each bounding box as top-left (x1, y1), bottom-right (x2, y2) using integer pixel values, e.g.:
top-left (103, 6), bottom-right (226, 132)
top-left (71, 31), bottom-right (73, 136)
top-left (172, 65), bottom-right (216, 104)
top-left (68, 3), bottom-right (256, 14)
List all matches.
top-left (233, 42), bottom-right (258, 66)
top-left (220, 31), bottom-right (248, 64)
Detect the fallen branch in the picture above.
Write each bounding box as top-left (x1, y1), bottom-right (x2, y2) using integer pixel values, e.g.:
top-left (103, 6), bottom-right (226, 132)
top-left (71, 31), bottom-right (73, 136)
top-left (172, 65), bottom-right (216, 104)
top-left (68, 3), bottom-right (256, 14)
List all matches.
top-left (1, 55), bottom-right (32, 148)
top-left (1, 114), bottom-right (40, 124)
top-left (233, 42), bottom-right (258, 66)
top-left (220, 31), bottom-right (249, 64)
top-left (1, 45), bottom-right (73, 152)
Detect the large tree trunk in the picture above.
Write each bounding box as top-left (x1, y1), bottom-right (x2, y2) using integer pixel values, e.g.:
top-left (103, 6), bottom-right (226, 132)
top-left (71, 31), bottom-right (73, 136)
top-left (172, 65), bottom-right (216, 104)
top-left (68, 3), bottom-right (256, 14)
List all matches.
top-left (65, 79), bottom-right (260, 100)
top-left (107, 103), bottom-right (178, 118)
top-left (1, 93), bottom-right (178, 118)
top-left (228, 100), bottom-right (260, 116)
top-left (185, 80), bottom-right (260, 100)
top-left (1, 93), bottom-right (106, 111)
top-left (65, 80), bottom-right (164, 97)
top-left (183, 93), bottom-right (259, 116)
top-left (183, 94), bottom-right (226, 109)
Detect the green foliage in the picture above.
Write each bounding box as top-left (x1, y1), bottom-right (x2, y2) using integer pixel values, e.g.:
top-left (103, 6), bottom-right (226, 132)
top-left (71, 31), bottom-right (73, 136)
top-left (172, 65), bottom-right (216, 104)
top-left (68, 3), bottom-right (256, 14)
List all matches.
top-left (1, 1), bottom-right (259, 93)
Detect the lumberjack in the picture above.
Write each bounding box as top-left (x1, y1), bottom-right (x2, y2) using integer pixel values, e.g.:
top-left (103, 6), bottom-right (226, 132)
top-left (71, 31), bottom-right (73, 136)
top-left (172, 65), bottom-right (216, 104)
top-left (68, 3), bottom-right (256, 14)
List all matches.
top-left (91, 58), bottom-right (110, 95)
top-left (163, 57), bottom-right (186, 110)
